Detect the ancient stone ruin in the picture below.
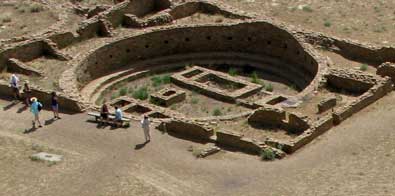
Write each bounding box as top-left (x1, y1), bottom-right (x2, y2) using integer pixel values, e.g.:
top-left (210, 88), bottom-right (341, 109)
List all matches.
top-left (1, 0), bottom-right (395, 160)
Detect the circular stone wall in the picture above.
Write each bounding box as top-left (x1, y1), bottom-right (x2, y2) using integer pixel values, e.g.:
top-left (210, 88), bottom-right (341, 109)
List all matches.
top-left (75, 21), bottom-right (325, 98)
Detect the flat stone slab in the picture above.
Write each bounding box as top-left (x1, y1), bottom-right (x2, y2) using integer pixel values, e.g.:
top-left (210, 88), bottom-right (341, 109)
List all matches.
top-left (31, 152), bottom-right (63, 162)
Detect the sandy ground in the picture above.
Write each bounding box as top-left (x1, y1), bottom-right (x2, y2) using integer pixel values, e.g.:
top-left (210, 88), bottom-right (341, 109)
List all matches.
top-left (1, 90), bottom-right (395, 195)
top-left (1, 0), bottom-right (395, 195)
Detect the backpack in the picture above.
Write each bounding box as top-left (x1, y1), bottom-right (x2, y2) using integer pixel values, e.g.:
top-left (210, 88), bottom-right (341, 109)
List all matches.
top-left (37, 103), bottom-right (42, 111)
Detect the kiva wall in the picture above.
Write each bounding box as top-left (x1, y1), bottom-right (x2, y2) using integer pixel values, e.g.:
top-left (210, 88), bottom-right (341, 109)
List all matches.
top-left (75, 21), bottom-right (321, 92)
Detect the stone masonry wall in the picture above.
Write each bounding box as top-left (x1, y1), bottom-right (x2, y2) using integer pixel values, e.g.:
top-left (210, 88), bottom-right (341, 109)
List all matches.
top-left (75, 21), bottom-right (322, 93)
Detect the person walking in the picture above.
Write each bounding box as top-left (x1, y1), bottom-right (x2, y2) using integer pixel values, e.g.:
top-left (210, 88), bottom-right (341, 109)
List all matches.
top-left (23, 81), bottom-right (32, 106)
top-left (30, 97), bottom-right (43, 128)
top-left (9, 74), bottom-right (21, 101)
top-left (114, 106), bottom-right (123, 127)
top-left (141, 115), bottom-right (151, 142)
top-left (51, 92), bottom-right (60, 119)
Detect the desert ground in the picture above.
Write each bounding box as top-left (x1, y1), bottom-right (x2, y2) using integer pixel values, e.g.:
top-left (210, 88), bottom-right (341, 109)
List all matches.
top-left (1, 0), bottom-right (395, 196)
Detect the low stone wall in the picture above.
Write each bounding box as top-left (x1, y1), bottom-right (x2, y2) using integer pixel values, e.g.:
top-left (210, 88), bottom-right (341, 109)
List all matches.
top-left (169, 1), bottom-right (253, 20)
top-left (0, 81), bottom-right (84, 113)
top-left (287, 112), bottom-right (310, 134)
top-left (333, 77), bottom-right (393, 124)
top-left (248, 106), bottom-right (286, 126)
top-left (216, 130), bottom-right (263, 154)
top-left (0, 39), bottom-right (69, 71)
top-left (377, 62), bottom-right (395, 83)
top-left (317, 96), bottom-right (337, 113)
top-left (157, 119), bottom-right (214, 140)
top-left (48, 32), bottom-right (77, 49)
top-left (7, 58), bottom-right (42, 77)
top-left (288, 114), bottom-right (334, 153)
top-left (326, 68), bottom-right (378, 94)
top-left (248, 107), bottom-right (311, 134)
top-left (299, 31), bottom-right (395, 65)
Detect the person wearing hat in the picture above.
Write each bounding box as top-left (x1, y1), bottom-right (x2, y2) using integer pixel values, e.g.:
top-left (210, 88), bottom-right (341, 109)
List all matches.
top-left (141, 115), bottom-right (151, 142)
top-left (30, 97), bottom-right (43, 128)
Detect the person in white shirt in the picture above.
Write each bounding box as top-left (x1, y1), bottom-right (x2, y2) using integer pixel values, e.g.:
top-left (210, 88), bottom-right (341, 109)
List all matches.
top-left (114, 106), bottom-right (123, 127)
top-left (141, 115), bottom-right (151, 142)
top-left (9, 74), bottom-right (21, 101)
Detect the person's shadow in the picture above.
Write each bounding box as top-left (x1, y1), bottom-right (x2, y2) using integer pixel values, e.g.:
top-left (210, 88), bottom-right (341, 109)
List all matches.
top-left (17, 105), bottom-right (28, 113)
top-left (3, 101), bottom-right (18, 111)
top-left (44, 118), bottom-right (56, 126)
top-left (24, 126), bottom-right (37, 134)
top-left (134, 141), bottom-right (150, 150)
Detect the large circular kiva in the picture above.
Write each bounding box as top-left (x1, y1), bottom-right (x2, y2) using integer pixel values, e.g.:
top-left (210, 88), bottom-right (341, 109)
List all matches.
top-left (76, 21), bottom-right (326, 120)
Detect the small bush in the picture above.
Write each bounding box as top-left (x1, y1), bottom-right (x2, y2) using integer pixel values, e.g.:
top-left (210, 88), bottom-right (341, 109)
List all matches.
top-left (151, 76), bottom-right (162, 87)
top-left (30, 3), bottom-right (45, 13)
top-left (260, 148), bottom-right (276, 161)
top-left (0, 14), bottom-right (12, 23)
top-left (110, 91), bottom-right (119, 100)
top-left (119, 87), bottom-right (128, 96)
top-left (132, 86), bottom-right (149, 100)
top-left (265, 83), bottom-right (273, 92)
top-left (360, 64), bottom-right (368, 71)
top-left (30, 156), bottom-right (42, 162)
top-left (302, 5), bottom-right (313, 12)
top-left (213, 108), bottom-right (223, 116)
top-left (228, 68), bottom-right (238, 76)
top-left (151, 75), bottom-right (171, 87)
top-left (324, 21), bottom-right (332, 27)
top-left (191, 97), bottom-right (199, 104)
top-left (162, 75), bottom-right (171, 84)
top-left (250, 71), bottom-right (261, 84)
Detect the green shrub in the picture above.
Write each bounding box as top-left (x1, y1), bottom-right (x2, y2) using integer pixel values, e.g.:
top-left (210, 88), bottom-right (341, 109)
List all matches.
top-left (360, 64), bottom-right (368, 71)
top-left (110, 91), bottom-right (119, 100)
top-left (151, 76), bottom-right (162, 87)
top-left (260, 148), bottom-right (276, 161)
top-left (250, 71), bottom-right (261, 84)
top-left (151, 75), bottom-right (171, 87)
top-left (191, 97), bottom-right (199, 104)
top-left (213, 108), bottom-right (223, 116)
top-left (324, 21), bottom-right (332, 27)
top-left (265, 83), bottom-right (273, 92)
top-left (228, 68), bottom-right (237, 76)
top-left (30, 3), bottom-right (44, 13)
top-left (132, 86), bottom-right (149, 100)
top-left (119, 87), bottom-right (128, 96)
top-left (302, 5), bottom-right (313, 12)
top-left (162, 75), bottom-right (171, 84)
top-left (29, 155), bottom-right (43, 162)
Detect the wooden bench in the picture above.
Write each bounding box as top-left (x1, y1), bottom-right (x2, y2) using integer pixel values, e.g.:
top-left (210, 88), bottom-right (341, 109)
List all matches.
top-left (88, 112), bottom-right (131, 127)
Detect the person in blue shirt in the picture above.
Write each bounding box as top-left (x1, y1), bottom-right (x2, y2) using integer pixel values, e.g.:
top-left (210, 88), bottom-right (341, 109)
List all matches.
top-left (114, 106), bottom-right (123, 127)
top-left (30, 97), bottom-right (43, 128)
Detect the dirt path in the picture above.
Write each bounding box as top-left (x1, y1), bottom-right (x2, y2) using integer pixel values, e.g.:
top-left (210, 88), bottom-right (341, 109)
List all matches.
top-left (1, 91), bottom-right (395, 195)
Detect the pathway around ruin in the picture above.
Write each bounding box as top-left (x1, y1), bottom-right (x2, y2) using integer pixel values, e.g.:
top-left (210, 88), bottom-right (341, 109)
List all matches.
top-left (1, 91), bottom-right (395, 195)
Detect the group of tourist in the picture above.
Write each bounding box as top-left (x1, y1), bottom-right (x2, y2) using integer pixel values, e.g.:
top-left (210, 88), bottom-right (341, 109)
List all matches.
top-left (100, 102), bottom-right (151, 142)
top-left (10, 74), bottom-right (151, 142)
top-left (10, 74), bottom-right (60, 128)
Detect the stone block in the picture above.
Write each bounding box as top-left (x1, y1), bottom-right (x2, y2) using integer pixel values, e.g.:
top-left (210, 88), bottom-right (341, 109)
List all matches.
top-left (248, 106), bottom-right (286, 126)
top-left (150, 88), bottom-right (186, 107)
top-left (317, 96), bottom-right (337, 113)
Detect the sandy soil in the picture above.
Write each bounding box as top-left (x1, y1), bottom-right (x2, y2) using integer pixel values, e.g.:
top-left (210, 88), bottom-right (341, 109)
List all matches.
top-left (2, 0), bottom-right (395, 195)
top-left (0, 2), bottom-right (58, 39)
top-left (221, 0), bottom-right (395, 46)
